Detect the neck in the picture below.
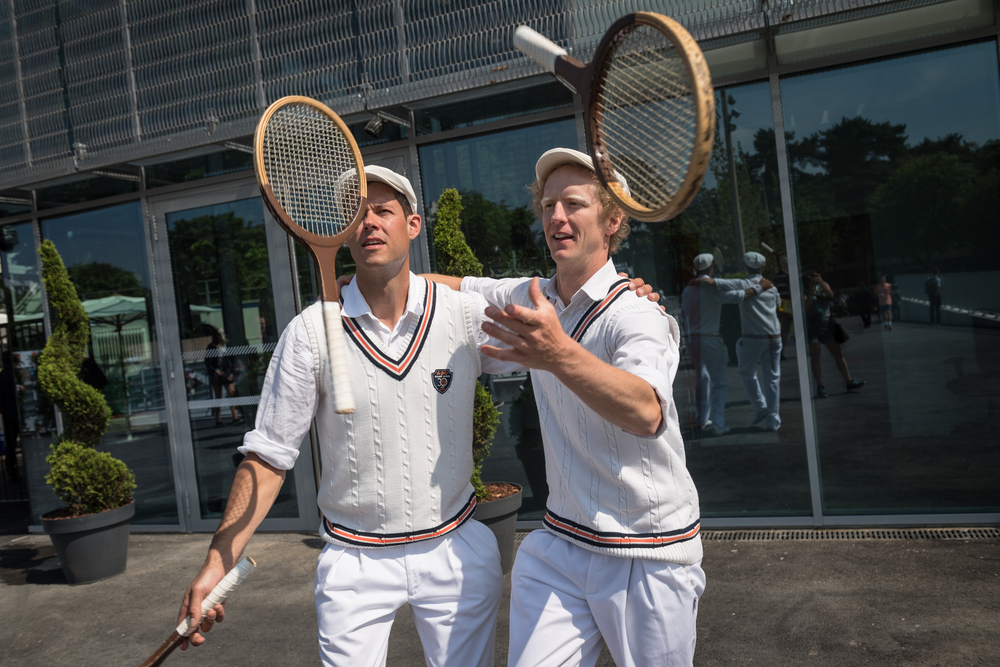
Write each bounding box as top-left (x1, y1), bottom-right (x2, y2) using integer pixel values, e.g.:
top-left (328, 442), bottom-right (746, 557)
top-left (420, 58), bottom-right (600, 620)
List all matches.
top-left (354, 260), bottom-right (411, 329)
top-left (554, 254), bottom-right (608, 305)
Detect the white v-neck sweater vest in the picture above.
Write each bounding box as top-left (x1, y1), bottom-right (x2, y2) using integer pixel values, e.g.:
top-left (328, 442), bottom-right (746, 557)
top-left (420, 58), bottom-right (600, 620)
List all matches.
top-left (537, 280), bottom-right (703, 565)
top-left (301, 280), bottom-right (482, 547)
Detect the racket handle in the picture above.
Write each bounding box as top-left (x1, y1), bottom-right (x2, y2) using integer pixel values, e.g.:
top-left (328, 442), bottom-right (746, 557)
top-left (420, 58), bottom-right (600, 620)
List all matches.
top-left (175, 556), bottom-right (257, 637)
top-left (324, 301), bottom-right (355, 414)
top-left (514, 26), bottom-right (565, 73)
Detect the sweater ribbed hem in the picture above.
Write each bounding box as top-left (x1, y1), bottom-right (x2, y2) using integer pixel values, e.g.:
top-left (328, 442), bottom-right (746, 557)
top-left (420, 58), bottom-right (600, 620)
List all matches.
top-left (321, 492), bottom-right (476, 549)
top-left (543, 512), bottom-right (704, 564)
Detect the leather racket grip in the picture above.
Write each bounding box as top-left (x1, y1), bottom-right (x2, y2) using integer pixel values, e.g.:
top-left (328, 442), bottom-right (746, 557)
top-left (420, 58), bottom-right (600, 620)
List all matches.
top-left (513, 25), bottom-right (565, 73)
top-left (175, 556), bottom-right (257, 637)
top-left (324, 300), bottom-right (355, 414)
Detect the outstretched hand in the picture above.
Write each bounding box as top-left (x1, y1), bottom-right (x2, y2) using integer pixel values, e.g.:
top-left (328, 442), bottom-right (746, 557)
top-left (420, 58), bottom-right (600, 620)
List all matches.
top-left (481, 278), bottom-right (574, 372)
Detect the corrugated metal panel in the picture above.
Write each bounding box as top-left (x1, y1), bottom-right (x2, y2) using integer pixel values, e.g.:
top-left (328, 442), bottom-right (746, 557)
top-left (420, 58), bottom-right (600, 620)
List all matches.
top-left (0, 0), bottom-right (954, 188)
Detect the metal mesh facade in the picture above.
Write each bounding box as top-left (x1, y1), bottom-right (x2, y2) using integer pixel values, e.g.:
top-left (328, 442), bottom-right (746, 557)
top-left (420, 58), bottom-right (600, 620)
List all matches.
top-left (0, 0), bottom-right (924, 188)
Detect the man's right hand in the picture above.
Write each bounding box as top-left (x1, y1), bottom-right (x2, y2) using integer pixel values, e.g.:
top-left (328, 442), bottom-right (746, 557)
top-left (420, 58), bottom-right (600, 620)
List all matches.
top-left (177, 560), bottom-right (228, 650)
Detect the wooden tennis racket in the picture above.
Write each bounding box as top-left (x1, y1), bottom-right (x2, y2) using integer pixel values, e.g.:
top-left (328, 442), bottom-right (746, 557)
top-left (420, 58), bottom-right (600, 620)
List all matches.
top-left (514, 13), bottom-right (715, 222)
top-left (254, 96), bottom-right (367, 414)
top-left (138, 557), bottom-right (257, 667)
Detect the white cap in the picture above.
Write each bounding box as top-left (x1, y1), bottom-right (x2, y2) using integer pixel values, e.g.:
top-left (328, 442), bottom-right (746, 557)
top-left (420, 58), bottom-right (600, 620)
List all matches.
top-left (534, 148), bottom-right (630, 195)
top-left (365, 165), bottom-right (418, 213)
top-left (744, 251), bottom-right (766, 270)
top-left (693, 253), bottom-right (714, 271)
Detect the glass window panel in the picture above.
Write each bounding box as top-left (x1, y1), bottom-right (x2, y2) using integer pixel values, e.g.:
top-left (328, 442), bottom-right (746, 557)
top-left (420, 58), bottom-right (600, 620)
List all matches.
top-left (705, 39), bottom-right (768, 80)
top-left (775, 0), bottom-right (994, 66)
top-left (1, 222), bottom-right (57, 522)
top-left (145, 147), bottom-right (254, 188)
top-left (616, 82), bottom-right (811, 517)
top-left (413, 82), bottom-right (574, 136)
top-left (166, 198), bottom-right (299, 519)
top-left (36, 175), bottom-right (139, 210)
top-left (419, 118), bottom-right (578, 520)
top-left (38, 203), bottom-right (178, 524)
top-left (780, 41), bottom-right (1000, 514)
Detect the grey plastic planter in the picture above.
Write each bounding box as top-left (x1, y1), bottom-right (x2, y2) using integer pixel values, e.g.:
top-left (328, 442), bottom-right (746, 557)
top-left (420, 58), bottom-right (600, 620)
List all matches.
top-left (42, 501), bottom-right (135, 585)
top-left (475, 484), bottom-right (522, 575)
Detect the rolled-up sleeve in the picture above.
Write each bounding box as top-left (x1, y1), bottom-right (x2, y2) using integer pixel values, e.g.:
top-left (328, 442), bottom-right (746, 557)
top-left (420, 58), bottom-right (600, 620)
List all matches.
top-left (239, 317), bottom-right (317, 470)
top-left (611, 304), bottom-right (681, 439)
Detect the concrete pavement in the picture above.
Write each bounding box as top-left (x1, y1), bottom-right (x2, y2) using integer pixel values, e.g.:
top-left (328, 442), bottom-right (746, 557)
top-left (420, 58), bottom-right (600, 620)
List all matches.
top-left (1, 529), bottom-right (998, 666)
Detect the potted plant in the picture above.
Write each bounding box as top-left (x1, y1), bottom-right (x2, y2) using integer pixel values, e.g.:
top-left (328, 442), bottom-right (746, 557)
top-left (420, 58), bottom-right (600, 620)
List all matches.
top-left (37, 240), bottom-right (136, 585)
top-left (433, 188), bottom-right (522, 574)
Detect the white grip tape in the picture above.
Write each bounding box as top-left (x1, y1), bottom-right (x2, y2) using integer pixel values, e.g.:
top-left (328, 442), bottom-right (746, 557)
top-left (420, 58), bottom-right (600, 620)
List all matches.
top-left (176, 556), bottom-right (257, 637)
top-left (324, 300), bottom-right (355, 414)
top-left (513, 25), bottom-right (565, 73)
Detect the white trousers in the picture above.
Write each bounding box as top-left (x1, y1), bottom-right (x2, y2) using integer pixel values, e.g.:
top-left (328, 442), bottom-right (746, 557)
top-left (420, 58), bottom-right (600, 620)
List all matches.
top-left (687, 335), bottom-right (730, 428)
top-left (508, 530), bottom-right (706, 667)
top-left (736, 337), bottom-right (782, 429)
top-left (314, 519), bottom-right (502, 667)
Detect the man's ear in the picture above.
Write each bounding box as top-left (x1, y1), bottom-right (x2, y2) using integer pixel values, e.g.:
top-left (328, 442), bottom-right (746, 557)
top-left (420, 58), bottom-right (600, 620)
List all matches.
top-left (408, 214), bottom-right (422, 241)
top-left (604, 212), bottom-right (623, 238)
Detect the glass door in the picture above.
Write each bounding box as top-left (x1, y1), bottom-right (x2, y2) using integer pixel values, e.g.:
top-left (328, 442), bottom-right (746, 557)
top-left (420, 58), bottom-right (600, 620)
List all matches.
top-left (149, 180), bottom-right (316, 531)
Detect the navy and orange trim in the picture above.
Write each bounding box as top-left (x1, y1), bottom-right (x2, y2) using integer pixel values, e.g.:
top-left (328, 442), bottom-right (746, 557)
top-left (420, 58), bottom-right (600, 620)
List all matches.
top-left (342, 278), bottom-right (436, 381)
top-left (569, 278), bottom-right (631, 342)
top-left (324, 492), bottom-right (477, 547)
top-left (543, 511), bottom-right (701, 549)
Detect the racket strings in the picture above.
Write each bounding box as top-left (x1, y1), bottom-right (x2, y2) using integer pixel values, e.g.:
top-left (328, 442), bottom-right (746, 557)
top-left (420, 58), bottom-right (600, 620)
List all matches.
top-left (597, 25), bottom-right (697, 212)
top-left (261, 104), bottom-right (362, 237)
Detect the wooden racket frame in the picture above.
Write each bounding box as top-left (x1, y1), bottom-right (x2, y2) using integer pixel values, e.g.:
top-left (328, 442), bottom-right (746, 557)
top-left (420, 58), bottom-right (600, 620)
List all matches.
top-left (549, 12), bottom-right (715, 222)
top-left (253, 95), bottom-right (368, 304)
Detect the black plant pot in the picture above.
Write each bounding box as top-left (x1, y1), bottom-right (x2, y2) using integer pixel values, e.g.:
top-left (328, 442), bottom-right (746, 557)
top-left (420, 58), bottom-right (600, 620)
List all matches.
top-left (42, 501), bottom-right (135, 585)
top-left (475, 484), bottom-right (522, 575)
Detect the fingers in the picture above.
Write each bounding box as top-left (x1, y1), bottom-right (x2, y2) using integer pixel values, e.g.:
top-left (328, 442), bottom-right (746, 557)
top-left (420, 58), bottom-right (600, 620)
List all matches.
top-left (336, 273), bottom-right (355, 289)
top-left (528, 277), bottom-right (547, 309)
top-left (481, 344), bottom-right (522, 363)
top-left (481, 320), bottom-right (523, 348)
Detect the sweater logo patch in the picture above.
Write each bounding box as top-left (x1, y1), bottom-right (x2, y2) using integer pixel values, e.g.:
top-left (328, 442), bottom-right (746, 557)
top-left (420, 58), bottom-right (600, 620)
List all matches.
top-left (432, 369), bottom-right (453, 394)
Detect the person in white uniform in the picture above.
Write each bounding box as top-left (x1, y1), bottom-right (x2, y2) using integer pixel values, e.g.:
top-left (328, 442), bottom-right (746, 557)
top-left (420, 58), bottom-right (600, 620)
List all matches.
top-left (427, 148), bottom-right (706, 667)
top-left (702, 252), bottom-right (782, 431)
top-left (680, 253), bottom-right (767, 436)
top-left (174, 166), bottom-right (514, 667)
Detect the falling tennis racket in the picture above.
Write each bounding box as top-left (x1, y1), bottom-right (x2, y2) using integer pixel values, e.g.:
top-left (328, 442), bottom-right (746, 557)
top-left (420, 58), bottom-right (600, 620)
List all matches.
top-left (514, 13), bottom-right (715, 222)
top-left (138, 556), bottom-right (257, 667)
top-left (254, 95), bottom-right (366, 414)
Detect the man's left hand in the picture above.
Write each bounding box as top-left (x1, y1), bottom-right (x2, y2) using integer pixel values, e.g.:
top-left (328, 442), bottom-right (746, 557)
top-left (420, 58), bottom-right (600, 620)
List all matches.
top-left (481, 278), bottom-right (574, 372)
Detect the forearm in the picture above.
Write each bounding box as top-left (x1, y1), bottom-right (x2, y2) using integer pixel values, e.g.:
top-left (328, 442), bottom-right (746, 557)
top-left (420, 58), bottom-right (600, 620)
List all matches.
top-left (205, 453), bottom-right (286, 571)
top-left (420, 273), bottom-right (463, 291)
top-left (551, 344), bottom-right (663, 437)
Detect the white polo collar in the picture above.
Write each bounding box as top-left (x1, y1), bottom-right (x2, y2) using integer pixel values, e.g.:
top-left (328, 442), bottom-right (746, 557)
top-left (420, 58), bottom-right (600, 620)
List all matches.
top-left (545, 259), bottom-right (622, 306)
top-left (340, 272), bottom-right (425, 324)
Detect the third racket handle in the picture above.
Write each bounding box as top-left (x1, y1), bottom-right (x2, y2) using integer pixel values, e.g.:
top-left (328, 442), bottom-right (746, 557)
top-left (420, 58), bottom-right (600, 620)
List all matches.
top-left (513, 26), bottom-right (565, 73)
top-left (175, 556), bottom-right (257, 637)
top-left (324, 301), bottom-right (355, 414)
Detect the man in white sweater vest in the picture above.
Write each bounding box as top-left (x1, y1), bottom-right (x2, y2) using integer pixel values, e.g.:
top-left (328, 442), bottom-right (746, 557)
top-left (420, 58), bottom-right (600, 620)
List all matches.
top-left (175, 167), bottom-right (515, 666)
top-left (430, 148), bottom-right (705, 667)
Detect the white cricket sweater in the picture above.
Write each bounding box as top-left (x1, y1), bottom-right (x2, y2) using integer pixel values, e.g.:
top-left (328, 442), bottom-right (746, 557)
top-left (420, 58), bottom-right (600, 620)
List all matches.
top-left (464, 262), bottom-right (703, 564)
top-left (300, 279), bottom-right (483, 547)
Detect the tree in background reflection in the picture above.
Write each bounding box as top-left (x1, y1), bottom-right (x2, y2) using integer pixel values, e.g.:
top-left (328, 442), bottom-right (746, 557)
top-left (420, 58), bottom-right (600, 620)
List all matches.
top-left (430, 190), bottom-right (550, 278)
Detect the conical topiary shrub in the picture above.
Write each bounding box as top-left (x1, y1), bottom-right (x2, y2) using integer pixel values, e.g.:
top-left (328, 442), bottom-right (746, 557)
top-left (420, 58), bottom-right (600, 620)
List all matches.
top-left (38, 240), bottom-right (134, 517)
top-left (432, 189), bottom-right (501, 502)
